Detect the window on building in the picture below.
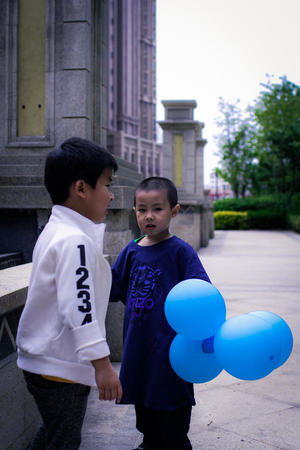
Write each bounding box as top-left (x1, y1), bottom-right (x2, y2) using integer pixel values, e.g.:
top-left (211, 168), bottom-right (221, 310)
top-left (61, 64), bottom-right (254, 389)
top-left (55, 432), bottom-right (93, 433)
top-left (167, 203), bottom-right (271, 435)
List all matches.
top-left (140, 152), bottom-right (146, 175)
top-left (148, 156), bottom-right (153, 176)
top-left (124, 146), bottom-right (129, 161)
top-left (141, 103), bottom-right (148, 139)
top-left (155, 155), bottom-right (160, 175)
top-left (142, 1), bottom-right (149, 37)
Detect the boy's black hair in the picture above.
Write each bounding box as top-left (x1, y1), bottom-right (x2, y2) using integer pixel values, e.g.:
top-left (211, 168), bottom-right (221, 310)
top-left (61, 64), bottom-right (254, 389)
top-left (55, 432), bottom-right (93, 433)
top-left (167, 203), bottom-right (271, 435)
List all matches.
top-left (134, 177), bottom-right (178, 208)
top-left (44, 137), bottom-right (118, 204)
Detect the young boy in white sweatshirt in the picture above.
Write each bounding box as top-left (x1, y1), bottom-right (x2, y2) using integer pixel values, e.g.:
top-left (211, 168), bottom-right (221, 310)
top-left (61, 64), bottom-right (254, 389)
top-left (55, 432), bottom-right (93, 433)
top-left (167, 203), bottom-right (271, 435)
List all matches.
top-left (16, 137), bottom-right (122, 449)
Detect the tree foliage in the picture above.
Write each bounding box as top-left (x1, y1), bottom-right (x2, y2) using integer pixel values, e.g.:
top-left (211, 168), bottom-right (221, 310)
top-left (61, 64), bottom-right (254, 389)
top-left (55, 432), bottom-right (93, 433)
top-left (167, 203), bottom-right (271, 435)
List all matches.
top-left (254, 76), bottom-right (300, 205)
top-left (215, 98), bottom-right (257, 198)
top-left (215, 76), bottom-right (300, 204)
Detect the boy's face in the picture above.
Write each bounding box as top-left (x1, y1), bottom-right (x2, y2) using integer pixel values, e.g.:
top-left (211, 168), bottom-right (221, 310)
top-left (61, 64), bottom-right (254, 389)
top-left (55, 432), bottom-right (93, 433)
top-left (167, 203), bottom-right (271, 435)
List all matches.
top-left (83, 167), bottom-right (114, 223)
top-left (134, 189), bottom-right (179, 242)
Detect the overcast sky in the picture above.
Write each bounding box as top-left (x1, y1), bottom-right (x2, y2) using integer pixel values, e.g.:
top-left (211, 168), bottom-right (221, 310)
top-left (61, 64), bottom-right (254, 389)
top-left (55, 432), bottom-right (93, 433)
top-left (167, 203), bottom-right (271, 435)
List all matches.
top-left (156, 0), bottom-right (300, 185)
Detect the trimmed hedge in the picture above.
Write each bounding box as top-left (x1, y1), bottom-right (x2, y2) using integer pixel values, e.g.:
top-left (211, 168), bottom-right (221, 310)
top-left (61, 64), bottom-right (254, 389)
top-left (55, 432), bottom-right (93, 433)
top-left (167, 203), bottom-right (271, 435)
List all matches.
top-left (288, 214), bottom-right (300, 233)
top-left (214, 211), bottom-right (249, 230)
top-left (290, 193), bottom-right (300, 213)
top-left (214, 196), bottom-right (287, 212)
top-left (247, 210), bottom-right (286, 229)
top-left (213, 193), bottom-right (300, 231)
top-left (214, 210), bottom-right (288, 230)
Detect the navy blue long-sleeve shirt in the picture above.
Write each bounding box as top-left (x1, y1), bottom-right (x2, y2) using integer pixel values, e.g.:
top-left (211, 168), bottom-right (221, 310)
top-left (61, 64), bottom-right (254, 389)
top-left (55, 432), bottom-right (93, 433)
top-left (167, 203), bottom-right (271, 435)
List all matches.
top-left (110, 235), bottom-right (210, 411)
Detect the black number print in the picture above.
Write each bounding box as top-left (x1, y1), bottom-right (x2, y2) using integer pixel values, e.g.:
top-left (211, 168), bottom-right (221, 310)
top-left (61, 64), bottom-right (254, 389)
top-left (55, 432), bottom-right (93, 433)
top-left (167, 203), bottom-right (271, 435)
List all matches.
top-left (78, 290), bottom-right (91, 312)
top-left (76, 245), bottom-right (92, 325)
top-left (81, 314), bottom-right (92, 325)
top-left (76, 267), bottom-right (90, 289)
top-left (78, 244), bottom-right (86, 266)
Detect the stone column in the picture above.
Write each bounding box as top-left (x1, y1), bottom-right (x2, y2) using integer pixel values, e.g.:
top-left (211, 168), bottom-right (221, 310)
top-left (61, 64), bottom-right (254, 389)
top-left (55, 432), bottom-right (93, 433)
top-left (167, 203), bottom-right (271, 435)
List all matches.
top-left (158, 100), bottom-right (211, 250)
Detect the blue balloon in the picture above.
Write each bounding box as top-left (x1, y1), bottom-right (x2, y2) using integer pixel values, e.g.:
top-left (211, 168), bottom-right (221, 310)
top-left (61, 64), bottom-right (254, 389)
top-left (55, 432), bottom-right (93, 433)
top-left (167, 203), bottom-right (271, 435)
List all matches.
top-left (249, 311), bottom-right (293, 368)
top-left (169, 334), bottom-right (223, 383)
top-left (214, 313), bottom-right (286, 380)
top-left (165, 279), bottom-right (226, 340)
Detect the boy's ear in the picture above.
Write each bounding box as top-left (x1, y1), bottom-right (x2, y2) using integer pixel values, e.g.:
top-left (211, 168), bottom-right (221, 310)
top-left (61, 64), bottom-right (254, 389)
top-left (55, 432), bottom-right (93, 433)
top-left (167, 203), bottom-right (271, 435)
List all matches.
top-left (133, 206), bottom-right (136, 213)
top-left (73, 180), bottom-right (86, 198)
top-left (171, 203), bottom-right (180, 217)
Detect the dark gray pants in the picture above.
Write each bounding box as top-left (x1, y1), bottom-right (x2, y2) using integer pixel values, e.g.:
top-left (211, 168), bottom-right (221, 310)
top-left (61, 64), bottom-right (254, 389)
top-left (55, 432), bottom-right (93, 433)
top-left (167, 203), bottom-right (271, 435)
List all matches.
top-left (23, 371), bottom-right (90, 450)
top-left (135, 404), bottom-right (192, 449)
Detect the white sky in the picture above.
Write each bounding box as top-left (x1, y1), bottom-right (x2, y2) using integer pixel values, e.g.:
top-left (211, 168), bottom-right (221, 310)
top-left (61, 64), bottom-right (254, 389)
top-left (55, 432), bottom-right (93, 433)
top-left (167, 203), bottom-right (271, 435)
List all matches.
top-left (156, 0), bottom-right (300, 185)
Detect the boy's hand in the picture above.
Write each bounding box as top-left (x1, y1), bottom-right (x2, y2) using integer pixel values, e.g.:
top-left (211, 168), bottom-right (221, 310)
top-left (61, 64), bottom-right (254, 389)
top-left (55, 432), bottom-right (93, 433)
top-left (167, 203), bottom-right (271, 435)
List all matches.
top-left (91, 356), bottom-right (122, 402)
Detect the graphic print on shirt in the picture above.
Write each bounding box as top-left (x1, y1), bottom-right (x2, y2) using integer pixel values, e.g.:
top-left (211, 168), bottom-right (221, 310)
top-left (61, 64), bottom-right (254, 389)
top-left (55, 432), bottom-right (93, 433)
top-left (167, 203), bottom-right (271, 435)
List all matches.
top-left (127, 263), bottom-right (161, 319)
top-left (76, 244), bottom-right (92, 325)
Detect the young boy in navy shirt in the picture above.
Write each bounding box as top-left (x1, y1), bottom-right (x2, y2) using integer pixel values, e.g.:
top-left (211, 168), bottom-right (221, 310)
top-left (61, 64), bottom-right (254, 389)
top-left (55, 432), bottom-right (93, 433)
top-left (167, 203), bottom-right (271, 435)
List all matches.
top-left (110, 177), bottom-right (210, 450)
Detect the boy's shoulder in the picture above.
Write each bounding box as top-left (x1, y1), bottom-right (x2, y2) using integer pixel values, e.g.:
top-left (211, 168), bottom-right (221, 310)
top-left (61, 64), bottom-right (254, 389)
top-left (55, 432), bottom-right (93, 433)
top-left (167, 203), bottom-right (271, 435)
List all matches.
top-left (45, 217), bottom-right (89, 240)
top-left (38, 210), bottom-right (98, 252)
top-left (117, 239), bottom-right (137, 256)
top-left (169, 235), bottom-right (196, 253)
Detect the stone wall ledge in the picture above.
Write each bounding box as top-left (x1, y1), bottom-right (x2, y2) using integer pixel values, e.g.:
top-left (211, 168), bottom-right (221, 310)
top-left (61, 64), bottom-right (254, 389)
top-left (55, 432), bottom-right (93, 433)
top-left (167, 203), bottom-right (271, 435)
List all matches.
top-left (0, 185), bottom-right (136, 210)
top-left (0, 258), bottom-right (120, 315)
top-left (0, 263), bottom-right (32, 315)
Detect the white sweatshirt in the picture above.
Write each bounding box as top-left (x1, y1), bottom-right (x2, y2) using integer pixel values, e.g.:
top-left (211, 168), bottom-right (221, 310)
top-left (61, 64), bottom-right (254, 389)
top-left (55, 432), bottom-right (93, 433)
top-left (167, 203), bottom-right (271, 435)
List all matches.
top-left (17, 205), bottom-right (112, 386)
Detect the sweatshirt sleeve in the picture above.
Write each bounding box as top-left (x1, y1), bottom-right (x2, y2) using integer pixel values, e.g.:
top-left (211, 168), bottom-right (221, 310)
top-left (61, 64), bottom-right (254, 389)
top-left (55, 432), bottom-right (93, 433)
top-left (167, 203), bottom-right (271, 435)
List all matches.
top-left (55, 233), bottom-right (110, 361)
top-left (109, 244), bottom-right (132, 304)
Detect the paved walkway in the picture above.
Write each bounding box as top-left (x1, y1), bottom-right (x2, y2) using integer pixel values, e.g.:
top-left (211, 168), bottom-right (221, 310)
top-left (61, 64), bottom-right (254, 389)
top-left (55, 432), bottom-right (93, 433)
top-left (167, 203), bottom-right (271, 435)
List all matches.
top-left (81, 231), bottom-right (300, 450)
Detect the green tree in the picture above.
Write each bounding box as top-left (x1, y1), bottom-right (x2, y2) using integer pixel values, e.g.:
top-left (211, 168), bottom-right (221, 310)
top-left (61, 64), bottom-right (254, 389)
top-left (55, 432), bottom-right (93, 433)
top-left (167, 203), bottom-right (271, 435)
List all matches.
top-left (215, 98), bottom-right (257, 198)
top-left (254, 76), bottom-right (300, 207)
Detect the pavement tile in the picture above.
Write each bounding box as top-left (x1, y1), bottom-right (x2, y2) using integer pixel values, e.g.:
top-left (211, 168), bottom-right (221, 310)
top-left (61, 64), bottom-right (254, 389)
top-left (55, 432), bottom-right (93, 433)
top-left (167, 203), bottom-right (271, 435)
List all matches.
top-left (215, 406), bottom-right (300, 449)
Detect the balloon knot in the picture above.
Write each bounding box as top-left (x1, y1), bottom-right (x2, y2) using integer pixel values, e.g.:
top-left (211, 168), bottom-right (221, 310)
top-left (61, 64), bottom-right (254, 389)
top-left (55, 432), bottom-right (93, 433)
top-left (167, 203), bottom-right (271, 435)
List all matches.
top-left (202, 336), bottom-right (215, 353)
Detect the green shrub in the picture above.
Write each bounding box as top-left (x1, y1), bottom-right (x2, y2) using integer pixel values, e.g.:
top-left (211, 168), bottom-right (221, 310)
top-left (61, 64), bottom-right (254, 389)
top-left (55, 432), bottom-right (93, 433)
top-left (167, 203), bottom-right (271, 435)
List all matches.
top-left (214, 209), bottom-right (289, 230)
top-left (290, 193), bottom-right (300, 214)
top-left (214, 211), bottom-right (249, 230)
top-left (213, 195), bottom-right (287, 212)
top-left (288, 214), bottom-right (300, 233)
top-left (247, 210), bottom-right (287, 229)
top-left (214, 198), bottom-right (247, 212)
top-left (213, 194), bottom-right (300, 229)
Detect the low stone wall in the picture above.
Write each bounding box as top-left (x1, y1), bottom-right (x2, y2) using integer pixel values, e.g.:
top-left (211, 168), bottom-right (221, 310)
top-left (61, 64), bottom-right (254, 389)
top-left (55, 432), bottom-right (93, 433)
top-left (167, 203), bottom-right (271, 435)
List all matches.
top-left (0, 264), bottom-right (40, 450)
top-left (170, 201), bottom-right (214, 250)
top-left (170, 204), bottom-right (202, 250)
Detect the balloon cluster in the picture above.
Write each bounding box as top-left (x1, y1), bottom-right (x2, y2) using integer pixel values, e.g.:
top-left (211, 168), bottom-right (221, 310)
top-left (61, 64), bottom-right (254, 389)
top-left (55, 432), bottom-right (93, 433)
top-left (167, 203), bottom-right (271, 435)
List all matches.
top-left (165, 279), bottom-right (293, 383)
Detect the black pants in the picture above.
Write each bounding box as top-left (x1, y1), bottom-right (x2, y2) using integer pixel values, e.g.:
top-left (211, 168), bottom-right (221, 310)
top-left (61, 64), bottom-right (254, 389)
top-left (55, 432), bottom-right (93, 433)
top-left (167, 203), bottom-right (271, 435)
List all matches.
top-left (23, 371), bottom-right (90, 450)
top-left (135, 404), bottom-right (192, 450)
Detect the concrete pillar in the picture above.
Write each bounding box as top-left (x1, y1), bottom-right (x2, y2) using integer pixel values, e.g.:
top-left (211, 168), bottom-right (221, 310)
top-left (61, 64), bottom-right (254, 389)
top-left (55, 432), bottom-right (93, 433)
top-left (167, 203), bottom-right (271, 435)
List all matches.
top-left (158, 100), bottom-right (210, 251)
top-left (159, 100), bottom-right (207, 200)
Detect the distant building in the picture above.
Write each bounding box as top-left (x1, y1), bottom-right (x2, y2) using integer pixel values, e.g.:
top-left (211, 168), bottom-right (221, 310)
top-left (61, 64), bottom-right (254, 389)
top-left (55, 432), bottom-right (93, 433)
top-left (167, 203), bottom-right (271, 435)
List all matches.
top-left (107, 0), bottom-right (162, 177)
top-left (207, 170), bottom-right (234, 200)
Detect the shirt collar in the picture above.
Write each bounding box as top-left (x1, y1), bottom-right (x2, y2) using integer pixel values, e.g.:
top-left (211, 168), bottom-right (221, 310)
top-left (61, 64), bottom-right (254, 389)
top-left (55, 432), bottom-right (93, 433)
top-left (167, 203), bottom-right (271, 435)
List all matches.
top-left (50, 205), bottom-right (106, 250)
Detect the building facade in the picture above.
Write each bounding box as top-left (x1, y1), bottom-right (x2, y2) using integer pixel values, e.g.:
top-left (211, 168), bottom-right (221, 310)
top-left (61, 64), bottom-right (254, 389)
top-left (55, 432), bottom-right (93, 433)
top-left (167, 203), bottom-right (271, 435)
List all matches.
top-left (107, 0), bottom-right (162, 177)
top-left (207, 169), bottom-right (234, 200)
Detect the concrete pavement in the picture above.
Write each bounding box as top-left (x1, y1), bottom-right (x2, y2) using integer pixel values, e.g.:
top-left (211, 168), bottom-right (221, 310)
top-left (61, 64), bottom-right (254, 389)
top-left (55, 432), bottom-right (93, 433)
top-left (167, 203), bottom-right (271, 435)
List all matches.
top-left (80, 230), bottom-right (300, 450)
